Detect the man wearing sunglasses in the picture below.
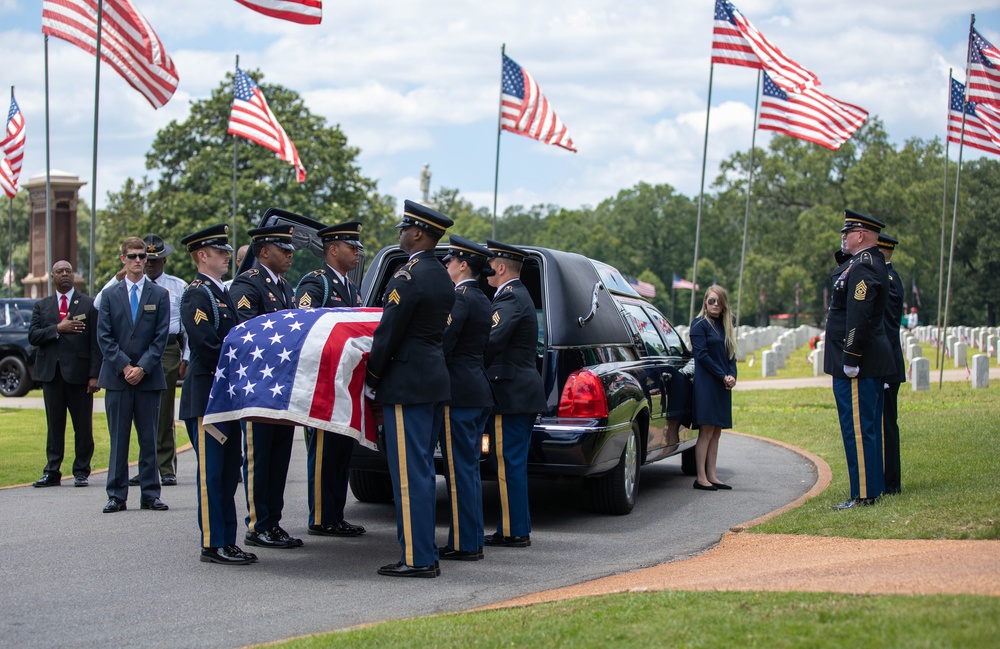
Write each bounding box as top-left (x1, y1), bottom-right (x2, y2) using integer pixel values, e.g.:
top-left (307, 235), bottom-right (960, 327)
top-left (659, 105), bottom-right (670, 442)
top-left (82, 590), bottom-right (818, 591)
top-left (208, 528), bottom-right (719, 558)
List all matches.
top-left (824, 210), bottom-right (894, 511)
top-left (97, 237), bottom-right (171, 514)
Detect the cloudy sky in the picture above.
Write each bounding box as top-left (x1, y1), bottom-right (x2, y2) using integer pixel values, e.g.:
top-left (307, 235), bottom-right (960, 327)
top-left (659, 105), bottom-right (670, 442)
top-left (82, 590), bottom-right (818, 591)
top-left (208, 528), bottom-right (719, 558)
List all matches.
top-left (2, 0), bottom-right (999, 214)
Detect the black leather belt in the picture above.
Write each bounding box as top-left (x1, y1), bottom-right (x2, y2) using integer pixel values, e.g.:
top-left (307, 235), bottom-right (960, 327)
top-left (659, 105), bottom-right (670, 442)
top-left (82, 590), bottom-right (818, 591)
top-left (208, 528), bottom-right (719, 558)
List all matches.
top-left (167, 334), bottom-right (179, 344)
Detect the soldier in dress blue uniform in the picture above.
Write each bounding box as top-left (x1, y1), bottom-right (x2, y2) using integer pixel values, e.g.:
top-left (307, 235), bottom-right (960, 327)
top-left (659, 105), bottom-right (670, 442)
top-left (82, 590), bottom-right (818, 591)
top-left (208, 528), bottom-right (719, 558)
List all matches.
top-left (229, 225), bottom-right (303, 549)
top-left (824, 210), bottom-right (895, 509)
top-left (179, 224), bottom-right (256, 565)
top-left (294, 221), bottom-right (366, 538)
top-left (366, 200), bottom-right (455, 578)
top-left (877, 233), bottom-right (906, 495)
top-left (437, 236), bottom-right (495, 562)
top-left (483, 239), bottom-right (547, 547)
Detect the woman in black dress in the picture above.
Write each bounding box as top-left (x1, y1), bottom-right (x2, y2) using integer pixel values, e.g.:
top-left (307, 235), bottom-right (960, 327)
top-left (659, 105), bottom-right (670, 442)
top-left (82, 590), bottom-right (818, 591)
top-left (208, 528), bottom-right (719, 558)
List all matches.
top-left (690, 286), bottom-right (737, 490)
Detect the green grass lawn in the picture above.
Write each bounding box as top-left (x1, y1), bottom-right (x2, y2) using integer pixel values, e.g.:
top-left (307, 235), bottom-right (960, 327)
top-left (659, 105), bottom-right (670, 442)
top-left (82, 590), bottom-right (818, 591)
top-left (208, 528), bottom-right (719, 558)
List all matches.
top-left (0, 404), bottom-right (189, 486)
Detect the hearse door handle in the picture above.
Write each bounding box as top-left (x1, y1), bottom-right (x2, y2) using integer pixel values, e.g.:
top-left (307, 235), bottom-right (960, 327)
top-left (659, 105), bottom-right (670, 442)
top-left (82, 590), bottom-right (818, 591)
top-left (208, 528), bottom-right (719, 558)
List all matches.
top-left (577, 282), bottom-right (603, 327)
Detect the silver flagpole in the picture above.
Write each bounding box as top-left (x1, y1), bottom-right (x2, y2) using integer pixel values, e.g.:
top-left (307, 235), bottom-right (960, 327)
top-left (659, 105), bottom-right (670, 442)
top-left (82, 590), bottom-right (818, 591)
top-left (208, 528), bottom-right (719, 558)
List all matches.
top-left (7, 86), bottom-right (13, 299)
top-left (939, 15), bottom-right (976, 389)
top-left (87, 0), bottom-right (105, 295)
top-left (231, 54), bottom-right (240, 276)
top-left (44, 36), bottom-right (54, 296)
top-left (491, 44), bottom-right (505, 240)
top-left (935, 68), bottom-right (952, 372)
top-left (689, 62), bottom-right (715, 323)
top-left (734, 69), bottom-right (762, 327)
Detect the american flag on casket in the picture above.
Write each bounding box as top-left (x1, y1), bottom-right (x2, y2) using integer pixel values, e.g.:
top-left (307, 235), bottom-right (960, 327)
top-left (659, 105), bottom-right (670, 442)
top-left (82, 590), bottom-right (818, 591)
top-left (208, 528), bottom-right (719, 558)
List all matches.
top-left (203, 307), bottom-right (382, 449)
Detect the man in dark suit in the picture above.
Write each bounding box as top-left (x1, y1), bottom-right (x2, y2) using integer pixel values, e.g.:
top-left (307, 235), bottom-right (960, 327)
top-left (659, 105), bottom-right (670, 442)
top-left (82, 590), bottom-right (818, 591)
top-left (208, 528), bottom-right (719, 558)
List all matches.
top-left (824, 211), bottom-right (895, 510)
top-left (97, 237), bottom-right (171, 513)
top-left (482, 240), bottom-right (547, 547)
top-left (28, 260), bottom-right (100, 488)
top-left (179, 224), bottom-right (257, 565)
top-left (437, 236), bottom-right (494, 562)
top-left (230, 224), bottom-right (303, 550)
top-left (366, 200), bottom-right (454, 578)
top-left (294, 221), bottom-right (366, 539)
top-left (878, 233), bottom-right (906, 495)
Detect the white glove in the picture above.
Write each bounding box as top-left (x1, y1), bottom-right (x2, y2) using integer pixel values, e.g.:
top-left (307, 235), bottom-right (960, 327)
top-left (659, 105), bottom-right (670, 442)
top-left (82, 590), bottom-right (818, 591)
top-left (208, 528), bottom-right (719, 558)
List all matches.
top-left (363, 385), bottom-right (376, 400)
top-left (843, 365), bottom-right (859, 378)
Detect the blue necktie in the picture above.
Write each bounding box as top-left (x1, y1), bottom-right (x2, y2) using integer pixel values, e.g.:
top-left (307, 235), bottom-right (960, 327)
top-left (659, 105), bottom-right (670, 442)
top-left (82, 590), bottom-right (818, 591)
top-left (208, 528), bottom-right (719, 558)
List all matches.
top-left (130, 283), bottom-right (139, 321)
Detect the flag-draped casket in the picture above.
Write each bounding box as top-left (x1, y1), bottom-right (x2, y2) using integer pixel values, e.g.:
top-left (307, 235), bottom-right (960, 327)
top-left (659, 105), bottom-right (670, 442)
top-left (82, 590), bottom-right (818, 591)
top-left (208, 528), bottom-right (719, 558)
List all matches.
top-left (203, 307), bottom-right (382, 449)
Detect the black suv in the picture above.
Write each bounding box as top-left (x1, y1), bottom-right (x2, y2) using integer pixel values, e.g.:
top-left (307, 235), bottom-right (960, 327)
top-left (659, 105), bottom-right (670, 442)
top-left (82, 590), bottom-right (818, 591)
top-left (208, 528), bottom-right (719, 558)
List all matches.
top-left (0, 298), bottom-right (39, 397)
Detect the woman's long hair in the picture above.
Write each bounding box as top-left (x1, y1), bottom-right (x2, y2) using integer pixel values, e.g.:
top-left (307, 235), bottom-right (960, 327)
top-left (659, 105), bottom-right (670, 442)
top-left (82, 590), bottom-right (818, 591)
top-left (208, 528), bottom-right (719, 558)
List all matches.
top-left (698, 285), bottom-right (736, 359)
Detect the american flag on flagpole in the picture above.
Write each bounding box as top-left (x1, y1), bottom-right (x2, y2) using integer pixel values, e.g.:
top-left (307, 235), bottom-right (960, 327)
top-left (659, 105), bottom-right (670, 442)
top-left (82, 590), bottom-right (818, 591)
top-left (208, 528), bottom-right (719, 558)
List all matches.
top-left (947, 76), bottom-right (1000, 156)
top-left (758, 72), bottom-right (868, 150)
top-left (233, 0), bottom-right (322, 25)
top-left (710, 0), bottom-right (820, 93)
top-left (672, 274), bottom-right (698, 291)
top-left (628, 277), bottom-right (656, 299)
top-left (41, 0), bottom-right (178, 109)
top-left (500, 53), bottom-right (577, 152)
top-left (203, 308), bottom-right (382, 448)
top-left (228, 66), bottom-right (306, 183)
top-left (0, 94), bottom-right (25, 199)
top-left (967, 27), bottom-right (1000, 107)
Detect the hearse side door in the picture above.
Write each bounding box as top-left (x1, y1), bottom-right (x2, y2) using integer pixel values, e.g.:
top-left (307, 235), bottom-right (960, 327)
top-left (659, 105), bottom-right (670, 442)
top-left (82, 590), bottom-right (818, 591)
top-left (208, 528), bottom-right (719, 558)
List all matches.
top-left (617, 301), bottom-right (672, 456)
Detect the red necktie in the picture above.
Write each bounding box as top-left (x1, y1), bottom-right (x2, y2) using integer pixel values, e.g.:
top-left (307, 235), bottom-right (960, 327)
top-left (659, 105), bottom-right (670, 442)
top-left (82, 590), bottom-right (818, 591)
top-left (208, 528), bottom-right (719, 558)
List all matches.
top-left (59, 295), bottom-right (68, 321)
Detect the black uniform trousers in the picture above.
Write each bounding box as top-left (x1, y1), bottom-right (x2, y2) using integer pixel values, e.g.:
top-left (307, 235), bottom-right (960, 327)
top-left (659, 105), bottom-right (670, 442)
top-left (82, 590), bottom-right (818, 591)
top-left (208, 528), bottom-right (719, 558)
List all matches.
top-left (439, 405), bottom-right (490, 552)
top-left (305, 427), bottom-right (355, 527)
top-left (384, 402), bottom-right (442, 567)
top-left (187, 418), bottom-right (242, 548)
top-left (156, 339), bottom-right (182, 478)
top-left (883, 382), bottom-right (901, 495)
top-left (42, 370), bottom-right (94, 479)
top-left (106, 387), bottom-right (161, 503)
top-left (489, 412), bottom-right (534, 538)
top-left (242, 421), bottom-right (295, 533)
top-left (833, 376), bottom-right (885, 500)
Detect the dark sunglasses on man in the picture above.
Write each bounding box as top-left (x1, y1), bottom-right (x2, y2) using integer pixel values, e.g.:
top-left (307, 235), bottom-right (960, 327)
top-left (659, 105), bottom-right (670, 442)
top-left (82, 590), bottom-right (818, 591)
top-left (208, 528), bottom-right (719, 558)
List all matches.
top-left (125, 253), bottom-right (148, 260)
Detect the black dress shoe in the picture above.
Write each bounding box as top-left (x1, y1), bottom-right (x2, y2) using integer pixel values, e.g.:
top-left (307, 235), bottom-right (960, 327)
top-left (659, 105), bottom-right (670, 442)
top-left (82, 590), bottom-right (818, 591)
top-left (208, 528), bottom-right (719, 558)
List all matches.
top-left (693, 480), bottom-right (718, 491)
top-left (33, 472), bottom-right (61, 488)
top-left (832, 497), bottom-right (877, 510)
top-left (271, 526), bottom-right (304, 547)
top-left (161, 475), bottom-right (177, 486)
top-left (308, 520), bottom-right (366, 537)
top-left (438, 546), bottom-right (484, 561)
top-left (226, 545), bottom-right (258, 563)
top-left (201, 546), bottom-right (254, 565)
top-left (127, 475), bottom-right (140, 486)
top-left (140, 498), bottom-right (169, 511)
top-left (103, 498), bottom-right (127, 513)
top-left (377, 561), bottom-right (439, 578)
top-left (245, 529), bottom-right (293, 549)
top-left (709, 481), bottom-right (732, 490)
top-left (74, 476), bottom-right (89, 487)
top-left (484, 532), bottom-right (531, 548)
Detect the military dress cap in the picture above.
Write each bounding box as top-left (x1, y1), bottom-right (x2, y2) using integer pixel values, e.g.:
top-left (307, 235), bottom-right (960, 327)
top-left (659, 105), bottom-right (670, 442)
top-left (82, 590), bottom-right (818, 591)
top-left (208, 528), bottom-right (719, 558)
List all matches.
top-left (319, 220), bottom-right (363, 248)
top-left (840, 209), bottom-right (885, 233)
top-left (248, 224), bottom-right (295, 250)
top-left (877, 233), bottom-right (898, 250)
top-left (143, 233), bottom-right (174, 258)
top-left (181, 223), bottom-right (234, 252)
top-left (395, 199), bottom-right (453, 235)
top-left (485, 239), bottom-right (528, 261)
top-left (443, 235), bottom-right (493, 263)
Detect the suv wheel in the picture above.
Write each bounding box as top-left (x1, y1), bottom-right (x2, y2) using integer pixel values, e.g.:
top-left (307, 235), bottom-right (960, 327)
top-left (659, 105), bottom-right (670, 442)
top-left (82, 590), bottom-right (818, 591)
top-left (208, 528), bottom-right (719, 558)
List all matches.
top-left (588, 423), bottom-right (640, 515)
top-left (0, 355), bottom-right (31, 397)
top-left (348, 468), bottom-right (394, 504)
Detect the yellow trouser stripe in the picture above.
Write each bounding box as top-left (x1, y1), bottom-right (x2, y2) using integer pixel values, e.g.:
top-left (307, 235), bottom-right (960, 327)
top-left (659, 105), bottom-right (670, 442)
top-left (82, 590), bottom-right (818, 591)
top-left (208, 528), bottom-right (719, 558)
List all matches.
top-left (197, 418), bottom-right (211, 548)
top-left (314, 429), bottom-right (324, 526)
top-left (443, 406), bottom-right (459, 548)
top-left (495, 414), bottom-right (510, 536)
top-left (394, 406), bottom-right (414, 566)
top-left (851, 379), bottom-right (867, 497)
top-left (245, 422), bottom-right (258, 532)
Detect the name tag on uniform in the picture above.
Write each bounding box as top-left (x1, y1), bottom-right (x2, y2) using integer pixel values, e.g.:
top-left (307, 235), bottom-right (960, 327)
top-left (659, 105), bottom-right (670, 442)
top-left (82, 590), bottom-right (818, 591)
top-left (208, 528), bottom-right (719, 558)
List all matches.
top-left (72, 314), bottom-right (87, 321)
top-left (144, 304), bottom-right (157, 311)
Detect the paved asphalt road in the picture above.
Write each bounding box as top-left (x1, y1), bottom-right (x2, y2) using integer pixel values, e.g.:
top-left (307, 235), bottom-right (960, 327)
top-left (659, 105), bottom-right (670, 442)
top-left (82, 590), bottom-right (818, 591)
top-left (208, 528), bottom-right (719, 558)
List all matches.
top-left (0, 424), bottom-right (814, 648)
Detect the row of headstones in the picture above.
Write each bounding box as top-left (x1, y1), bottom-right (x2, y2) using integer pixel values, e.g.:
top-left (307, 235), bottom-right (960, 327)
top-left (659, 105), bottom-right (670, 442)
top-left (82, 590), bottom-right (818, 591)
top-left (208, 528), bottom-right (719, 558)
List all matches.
top-left (809, 325), bottom-right (993, 390)
top-left (751, 325), bottom-right (823, 378)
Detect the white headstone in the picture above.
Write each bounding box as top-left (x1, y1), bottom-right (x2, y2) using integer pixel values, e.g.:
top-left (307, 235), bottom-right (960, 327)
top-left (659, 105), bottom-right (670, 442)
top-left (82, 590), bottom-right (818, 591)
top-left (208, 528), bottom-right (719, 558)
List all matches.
top-left (736, 336), bottom-right (748, 362)
top-left (812, 346), bottom-right (824, 376)
top-left (772, 343), bottom-right (786, 369)
top-left (907, 343), bottom-right (922, 362)
top-left (972, 354), bottom-right (990, 388)
top-left (910, 357), bottom-right (930, 391)
top-left (762, 350), bottom-right (778, 377)
top-left (953, 341), bottom-right (968, 368)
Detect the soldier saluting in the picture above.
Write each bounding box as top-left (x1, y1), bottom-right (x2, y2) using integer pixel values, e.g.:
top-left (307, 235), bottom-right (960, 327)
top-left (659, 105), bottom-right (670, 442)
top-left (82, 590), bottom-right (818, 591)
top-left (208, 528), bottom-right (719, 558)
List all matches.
top-left (294, 221), bottom-right (367, 539)
top-left (824, 210), bottom-right (895, 510)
